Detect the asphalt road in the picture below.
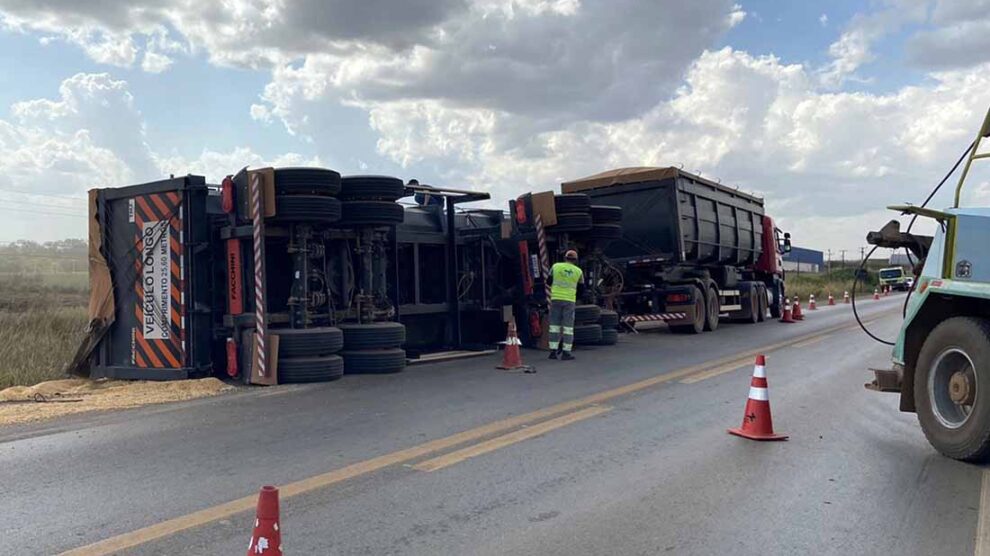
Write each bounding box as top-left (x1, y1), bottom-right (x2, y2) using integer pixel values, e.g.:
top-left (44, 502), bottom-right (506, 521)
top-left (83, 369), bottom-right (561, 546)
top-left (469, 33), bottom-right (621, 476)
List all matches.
top-left (3, 294), bottom-right (986, 555)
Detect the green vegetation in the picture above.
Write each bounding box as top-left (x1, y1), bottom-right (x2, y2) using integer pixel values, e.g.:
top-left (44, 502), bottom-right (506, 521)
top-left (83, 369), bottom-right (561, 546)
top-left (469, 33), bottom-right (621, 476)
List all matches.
top-left (785, 268), bottom-right (880, 302)
top-left (0, 273), bottom-right (89, 389)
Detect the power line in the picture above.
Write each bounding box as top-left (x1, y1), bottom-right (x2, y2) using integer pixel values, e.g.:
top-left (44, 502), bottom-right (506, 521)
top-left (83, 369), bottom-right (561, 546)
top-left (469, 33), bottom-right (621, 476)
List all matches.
top-left (0, 205), bottom-right (88, 218)
top-left (0, 187), bottom-right (87, 202)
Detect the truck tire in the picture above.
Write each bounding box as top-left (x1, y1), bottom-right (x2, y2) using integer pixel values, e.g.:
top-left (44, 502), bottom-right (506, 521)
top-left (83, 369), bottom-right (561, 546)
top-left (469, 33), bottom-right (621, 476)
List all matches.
top-left (274, 167), bottom-right (342, 196)
top-left (554, 194), bottom-right (591, 214)
top-left (278, 355), bottom-right (344, 383)
top-left (671, 286), bottom-right (705, 334)
top-left (703, 286), bottom-right (720, 332)
top-left (574, 323), bottom-right (603, 345)
top-left (769, 280), bottom-right (784, 319)
top-left (915, 317), bottom-right (990, 462)
top-left (590, 205), bottom-right (622, 224)
top-left (338, 200), bottom-right (404, 226)
top-left (275, 327), bottom-right (344, 357)
top-left (548, 213), bottom-right (593, 232)
top-left (575, 304), bottom-right (602, 324)
top-left (600, 310), bottom-right (619, 328)
top-left (273, 195), bottom-right (342, 223)
top-left (744, 291), bottom-right (760, 324)
top-left (339, 175), bottom-right (406, 201)
top-left (339, 322), bottom-right (406, 350)
top-left (597, 327), bottom-right (618, 345)
top-left (757, 286), bottom-right (767, 322)
top-left (585, 224), bottom-right (622, 240)
top-left (342, 348), bottom-right (407, 374)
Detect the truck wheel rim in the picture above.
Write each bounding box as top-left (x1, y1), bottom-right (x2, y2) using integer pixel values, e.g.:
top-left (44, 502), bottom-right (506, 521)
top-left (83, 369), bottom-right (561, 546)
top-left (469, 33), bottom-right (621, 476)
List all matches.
top-left (929, 347), bottom-right (977, 430)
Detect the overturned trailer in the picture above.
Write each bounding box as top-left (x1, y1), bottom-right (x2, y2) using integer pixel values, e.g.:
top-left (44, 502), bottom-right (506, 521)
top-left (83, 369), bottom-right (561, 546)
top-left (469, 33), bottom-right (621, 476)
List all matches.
top-left (80, 168), bottom-right (518, 384)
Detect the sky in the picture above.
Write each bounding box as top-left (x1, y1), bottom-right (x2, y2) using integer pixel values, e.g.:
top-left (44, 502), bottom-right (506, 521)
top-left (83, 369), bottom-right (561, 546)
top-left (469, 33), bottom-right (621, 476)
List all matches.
top-left (2, 0), bottom-right (990, 255)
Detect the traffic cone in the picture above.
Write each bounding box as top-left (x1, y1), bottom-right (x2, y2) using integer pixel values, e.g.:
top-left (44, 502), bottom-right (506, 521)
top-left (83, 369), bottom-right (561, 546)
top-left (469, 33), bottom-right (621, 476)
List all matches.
top-left (873, 288), bottom-right (880, 300)
top-left (884, 285), bottom-right (890, 297)
top-left (728, 355), bottom-right (788, 441)
top-left (828, 292), bottom-right (835, 306)
top-left (843, 291), bottom-right (850, 304)
top-left (779, 297), bottom-right (796, 323)
top-left (247, 486), bottom-right (282, 556)
top-left (793, 299), bottom-right (804, 320)
top-left (497, 320), bottom-right (525, 370)
top-left (809, 295), bottom-right (817, 310)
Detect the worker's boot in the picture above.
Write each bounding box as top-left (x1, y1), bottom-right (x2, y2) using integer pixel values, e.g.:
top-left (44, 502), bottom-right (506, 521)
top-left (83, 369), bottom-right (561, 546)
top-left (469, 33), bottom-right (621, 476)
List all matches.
top-left (548, 350), bottom-right (558, 360)
top-left (561, 351), bottom-right (575, 361)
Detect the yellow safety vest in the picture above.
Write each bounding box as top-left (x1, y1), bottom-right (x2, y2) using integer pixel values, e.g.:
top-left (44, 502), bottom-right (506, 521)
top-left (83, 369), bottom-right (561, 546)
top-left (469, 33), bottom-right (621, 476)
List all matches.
top-left (550, 262), bottom-right (583, 302)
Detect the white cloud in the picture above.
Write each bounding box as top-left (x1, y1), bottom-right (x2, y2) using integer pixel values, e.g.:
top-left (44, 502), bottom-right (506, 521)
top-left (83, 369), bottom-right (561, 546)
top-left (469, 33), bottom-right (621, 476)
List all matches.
top-left (819, 13), bottom-right (828, 26)
top-left (727, 4), bottom-right (746, 28)
top-left (0, 72), bottom-right (314, 241)
top-left (140, 50), bottom-right (172, 73)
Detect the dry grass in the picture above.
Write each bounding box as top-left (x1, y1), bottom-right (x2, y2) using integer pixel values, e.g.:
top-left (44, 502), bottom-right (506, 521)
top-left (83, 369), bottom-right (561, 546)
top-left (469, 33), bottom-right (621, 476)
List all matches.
top-left (786, 270), bottom-right (880, 302)
top-left (0, 274), bottom-right (89, 389)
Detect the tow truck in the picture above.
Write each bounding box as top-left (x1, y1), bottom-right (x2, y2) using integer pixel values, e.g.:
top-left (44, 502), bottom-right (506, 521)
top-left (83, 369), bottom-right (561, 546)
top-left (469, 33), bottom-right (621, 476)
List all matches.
top-left (867, 105), bottom-right (990, 461)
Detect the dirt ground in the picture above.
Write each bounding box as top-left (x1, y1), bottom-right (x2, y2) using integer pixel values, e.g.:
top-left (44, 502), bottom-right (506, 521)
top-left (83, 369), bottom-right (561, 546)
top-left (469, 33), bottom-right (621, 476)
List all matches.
top-left (0, 377), bottom-right (234, 426)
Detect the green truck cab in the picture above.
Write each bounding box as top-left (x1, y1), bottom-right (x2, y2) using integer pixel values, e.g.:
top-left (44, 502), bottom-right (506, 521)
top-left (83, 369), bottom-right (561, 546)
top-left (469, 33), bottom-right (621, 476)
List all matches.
top-left (878, 266), bottom-right (910, 291)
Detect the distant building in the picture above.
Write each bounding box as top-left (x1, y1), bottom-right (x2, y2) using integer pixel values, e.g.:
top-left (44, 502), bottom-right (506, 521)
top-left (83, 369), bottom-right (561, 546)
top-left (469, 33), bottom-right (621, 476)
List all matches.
top-left (782, 246), bottom-right (824, 273)
top-left (888, 253), bottom-right (913, 267)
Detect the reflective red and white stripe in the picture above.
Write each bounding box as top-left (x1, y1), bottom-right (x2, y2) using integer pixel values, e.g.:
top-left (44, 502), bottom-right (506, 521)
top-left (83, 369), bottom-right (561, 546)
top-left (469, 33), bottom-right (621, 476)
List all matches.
top-left (748, 355), bottom-right (768, 400)
top-left (534, 213), bottom-right (551, 301)
top-left (251, 173), bottom-right (268, 377)
top-left (620, 313), bottom-right (687, 323)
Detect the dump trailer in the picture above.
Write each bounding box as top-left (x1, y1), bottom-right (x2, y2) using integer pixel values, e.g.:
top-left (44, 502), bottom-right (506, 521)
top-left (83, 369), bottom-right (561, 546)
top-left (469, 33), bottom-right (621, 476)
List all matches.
top-left (561, 167), bottom-right (791, 333)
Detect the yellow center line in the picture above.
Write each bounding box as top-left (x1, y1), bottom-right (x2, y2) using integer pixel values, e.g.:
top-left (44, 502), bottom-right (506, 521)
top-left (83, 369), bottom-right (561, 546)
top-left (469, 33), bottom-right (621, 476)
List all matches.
top-left (60, 308), bottom-right (901, 555)
top-left (679, 358), bottom-right (752, 384)
top-left (790, 334), bottom-right (830, 350)
top-left (975, 470), bottom-right (990, 556)
top-left (413, 405), bottom-right (613, 472)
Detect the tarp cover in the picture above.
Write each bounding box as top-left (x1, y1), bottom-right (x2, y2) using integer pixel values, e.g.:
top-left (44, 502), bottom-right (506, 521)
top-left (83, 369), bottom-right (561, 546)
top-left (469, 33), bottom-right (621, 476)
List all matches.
top-left (561, 167), bottom-right (680, 193)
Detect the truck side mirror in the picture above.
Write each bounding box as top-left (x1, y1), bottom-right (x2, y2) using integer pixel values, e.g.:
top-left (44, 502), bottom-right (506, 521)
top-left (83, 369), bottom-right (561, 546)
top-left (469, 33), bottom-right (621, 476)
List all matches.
top-left (783, 232), bottom-right (792, 253)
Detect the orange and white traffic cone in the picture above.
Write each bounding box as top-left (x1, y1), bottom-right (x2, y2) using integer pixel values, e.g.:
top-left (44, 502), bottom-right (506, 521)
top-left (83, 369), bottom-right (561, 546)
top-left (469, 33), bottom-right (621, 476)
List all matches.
top-left (828, 292), bottom-right (835, 306)
top-left (247, 486), bottom-right (282, 556)
top-left (779, 297), bottom-right (796, 323)
top-left (809, 294), bottom-right (817, 310)
top-left (843, 291), bottom-right (850, 304)
top-left (884, 286), bottom-right (890, 297)
top-left (793, 299), bottom-right (804, 320)
top-left (873, 288), bottom-right (880, 300)
top-left (728, 354), bottom-right (787, 441)
top-left (497, 320), bottom-right (526, 370)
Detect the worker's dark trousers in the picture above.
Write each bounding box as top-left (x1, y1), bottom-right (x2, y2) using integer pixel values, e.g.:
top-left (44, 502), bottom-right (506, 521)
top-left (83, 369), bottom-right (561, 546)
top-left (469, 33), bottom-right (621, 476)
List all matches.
top-left (548, 300), bottom-right (576, 353)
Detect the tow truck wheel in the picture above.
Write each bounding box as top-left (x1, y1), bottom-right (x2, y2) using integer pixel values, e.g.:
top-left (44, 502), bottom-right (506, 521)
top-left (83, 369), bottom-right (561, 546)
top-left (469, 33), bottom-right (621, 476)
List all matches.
top-left (703, 286), bottom-right (719, 332)
top-left (670, 286), bottom-right (705, 334)
top-left (547, 213), bottom-right (593, 232)
top-left (769, 281), bottom-right (784, 319)
top-left (915, 317), bottom-right (990, 462)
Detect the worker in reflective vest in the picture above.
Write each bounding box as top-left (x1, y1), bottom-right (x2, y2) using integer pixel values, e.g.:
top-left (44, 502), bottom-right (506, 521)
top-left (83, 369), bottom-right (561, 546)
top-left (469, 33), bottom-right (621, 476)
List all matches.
top-left (546, 249), bottom-right (583, 360)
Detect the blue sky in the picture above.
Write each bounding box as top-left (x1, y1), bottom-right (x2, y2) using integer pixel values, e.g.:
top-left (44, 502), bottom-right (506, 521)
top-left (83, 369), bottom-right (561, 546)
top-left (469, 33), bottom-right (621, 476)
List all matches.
top-left (0, 0), bottom-right (989, 252)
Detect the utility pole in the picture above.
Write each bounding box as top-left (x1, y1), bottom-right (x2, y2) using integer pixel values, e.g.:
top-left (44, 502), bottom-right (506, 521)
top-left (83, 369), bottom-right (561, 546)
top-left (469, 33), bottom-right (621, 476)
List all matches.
top-left (826, 249), bottom-right (832, 278)
top-left (839, 249), bottom-right (847, 269)
top-left (860, 246), bottom-right (866, 263)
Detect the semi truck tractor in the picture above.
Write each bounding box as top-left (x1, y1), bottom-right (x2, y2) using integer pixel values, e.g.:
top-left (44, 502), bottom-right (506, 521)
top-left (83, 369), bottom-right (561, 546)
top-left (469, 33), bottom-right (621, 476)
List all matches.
top-left (866, 105), bottom-right (990, 461)
top-left (561, 167), bottom-right (791, 332)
